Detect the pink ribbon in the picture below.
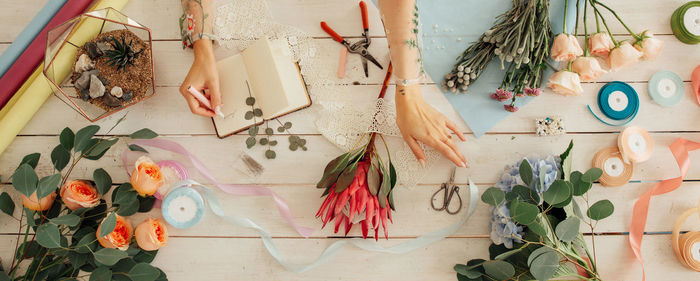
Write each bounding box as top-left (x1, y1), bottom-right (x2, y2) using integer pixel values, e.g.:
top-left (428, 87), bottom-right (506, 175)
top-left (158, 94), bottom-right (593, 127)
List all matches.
top-left (122, 138), bottom-right (314, 238)
top-left (629, 138), bottom-right (700, 280)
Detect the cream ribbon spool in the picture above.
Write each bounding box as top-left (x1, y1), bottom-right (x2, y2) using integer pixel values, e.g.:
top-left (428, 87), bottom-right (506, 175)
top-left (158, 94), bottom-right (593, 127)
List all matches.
top-left (672, 198), bottom-right (700, 272)
top-left (592, 146), bottom-right (634, 187)
top-left (618, 126), bottom-right (654, 164)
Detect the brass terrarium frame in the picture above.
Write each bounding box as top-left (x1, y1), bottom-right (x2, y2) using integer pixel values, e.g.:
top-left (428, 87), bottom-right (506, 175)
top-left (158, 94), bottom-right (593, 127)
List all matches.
top-left (44, 8), bottom-right (155, 122)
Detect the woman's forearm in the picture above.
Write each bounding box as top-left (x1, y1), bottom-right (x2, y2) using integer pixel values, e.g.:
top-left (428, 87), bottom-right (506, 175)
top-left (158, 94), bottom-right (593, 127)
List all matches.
top-left (378, 0), bottom-right (422, 85)
top-left (180, 0), bottom-right (216, 48)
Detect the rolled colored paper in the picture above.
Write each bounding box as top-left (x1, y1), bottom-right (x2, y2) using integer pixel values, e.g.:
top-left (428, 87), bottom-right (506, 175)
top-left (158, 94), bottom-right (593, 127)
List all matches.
top-left (618, 126), bottom-right (654, 164)
top-left (592, 146), bottom-right (633, 187)
top-left (337, 46), bottom-right (348, 78)
top-left (0, 0), bottom-right (67, 77)
top-left (648, 70), bottom-right (684, 107)
top-left (629, 138), bottom-right (700, 280)
top-left (672, 198), bottom-right (700, 272)
top-left (0, 0), bottom-right (94, 109)
top-left (0, 0), bottom-right (130, 157)
top-left (692, 65), bottom-right (700, 106)
top-left (587, 81), bottom-right (639, 126)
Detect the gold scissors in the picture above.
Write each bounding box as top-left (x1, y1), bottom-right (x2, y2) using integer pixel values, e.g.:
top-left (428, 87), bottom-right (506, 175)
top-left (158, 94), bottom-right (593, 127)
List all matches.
top-left (431, 167), bottom-right (462, 215)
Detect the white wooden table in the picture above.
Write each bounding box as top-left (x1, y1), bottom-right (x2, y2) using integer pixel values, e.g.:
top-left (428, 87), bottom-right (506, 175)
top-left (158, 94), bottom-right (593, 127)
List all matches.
top-left (1, 0), bottom-right (700, 280)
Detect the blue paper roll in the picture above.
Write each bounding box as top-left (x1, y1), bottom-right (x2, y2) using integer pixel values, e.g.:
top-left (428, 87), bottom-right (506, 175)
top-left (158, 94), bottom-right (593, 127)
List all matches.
top-left (0, 0), bottom-right (68, 78)
top-left (161, 185), bottom-right (205, 229)
top-left (588, 81), bottom-right (639, 126)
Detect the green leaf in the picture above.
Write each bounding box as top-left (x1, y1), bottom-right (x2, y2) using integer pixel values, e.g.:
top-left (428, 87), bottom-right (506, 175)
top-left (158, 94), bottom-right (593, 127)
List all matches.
top-left (37, 174), bottom-right (61, 199)
top-left (0, 192), bottom-right (15, 216)
top-left (94, 168), bottom-right (112, 195)
top-left (284, 122), bottom-right (292, 129)
top-left (116, 195), bottom-right (139, 216)
top-left (570, 171), bottom-right (591, 196)
top-left (482, 260), bottom-right (515, 280)
top-left (493, 247), bottom-right (522, 260)
top-left (316, 153), bottom-right (349, 189)
top-left (519, 160), bottom-right (533, 186)
top-left (367, 164), bottom-right (381, 196)
top-left (36, 223), bottom-right (62, 248)
top-left (530, 250), bottom-right (560, 281)
top-left (245, 97), bottom-right (256, 106)
top-left (253, 108), bottom-right (263, 117)
top-left (265, 149), bottom-right (276, 159)
top-left (128, 144), bottom-right (149, 153)
top-left (587, 199), bottom-right (614, 220)
top-left (90, 266), bottom-right (112, 281)
top-left (20, 153), bottom-right (41, 169)
top-left (454, 264), bottom-right (482, 279)
top-left (543, 180), bottom-right (571, 205)
top-left (130, 128), bottom-right (158, 139)
top-left (12, 163), bottom-right (38, 197)
top-left (506, 185), bottom-right (539, 205)
top-left (0, 272), bottom-right (9, 281)
top-left (75, 232), bottom-right (97, 254)
top-left (99, 213), bottom-right (117, 238)
top-left (248, 126), bottom-right (259, 136)
top-left (134, 250), bottom-right (158, 263)
top-left (129, 263), bottom-right (160, 281)
top-left (581, 167), bottom-right (603, 183)
top-left (527, 246), bottom-right (554, 266)
top-left (265, 128), bottom-right (274, 135)
top-left (246, 137), bottom-right (256, 148)
top-left (510, 200), bottom-right (538, 225)
top-left (74, 125), bottom-right (100, 152)
top-left (269, 140), bottom-right (278, 146)
top-left (527, 220), bottom-right (547, 238)
top-left (481, 187), bottom-right (505, 206)
top-left (244, 111), bottom-right (254, 120)
top-left (93, 248), bottom-right (128, 266)
top-left (87, 138), bottom-right (119, 157)
top-left (555, 217), bottom-right (580, 242)
top-left (60, 128), bottom-right (75, 150)
top-left (51, 214), bottom-right (80, 226)
top-left (51, 144), bottom-right (71, 171)
top-left (138, 195), bottom-right (156, 212)
top-left (335, 163), bottom-right (358, 192)
top-left (278, 126), bottom-right (285, 133)
top-left (389, 162), bottom-right (397, 188)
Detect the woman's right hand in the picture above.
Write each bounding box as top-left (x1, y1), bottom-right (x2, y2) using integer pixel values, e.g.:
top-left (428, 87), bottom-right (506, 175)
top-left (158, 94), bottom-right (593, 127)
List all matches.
top-left (179, 39), bottom-right (222, 117)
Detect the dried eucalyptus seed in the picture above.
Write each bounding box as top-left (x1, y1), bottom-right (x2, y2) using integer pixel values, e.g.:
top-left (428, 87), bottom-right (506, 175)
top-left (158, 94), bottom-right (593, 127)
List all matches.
top-left (265, 150), bottom-right (276, 159)
top-left (246, 97), bottom-right (256, 106)
top-left (244, 111), bottom-right (254, 120)
top-left (259, 138), bottom-right (268, 145)
top-left (246, 137), bottom-right (256, 148)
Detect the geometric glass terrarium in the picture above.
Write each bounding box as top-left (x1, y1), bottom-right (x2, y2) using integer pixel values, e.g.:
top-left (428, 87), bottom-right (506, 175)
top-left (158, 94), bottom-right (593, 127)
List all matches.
top-left (44, 8), bottom-right (155, 122)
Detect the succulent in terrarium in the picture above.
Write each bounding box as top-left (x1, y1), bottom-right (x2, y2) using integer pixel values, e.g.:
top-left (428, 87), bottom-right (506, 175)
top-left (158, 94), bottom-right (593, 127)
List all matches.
top-left (104, 35), bottom-right (143, 70)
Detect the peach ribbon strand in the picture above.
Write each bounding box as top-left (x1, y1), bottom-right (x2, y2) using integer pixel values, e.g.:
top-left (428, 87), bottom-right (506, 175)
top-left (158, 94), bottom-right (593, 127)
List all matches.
top-left (629, 138), bottom-right (700, 279)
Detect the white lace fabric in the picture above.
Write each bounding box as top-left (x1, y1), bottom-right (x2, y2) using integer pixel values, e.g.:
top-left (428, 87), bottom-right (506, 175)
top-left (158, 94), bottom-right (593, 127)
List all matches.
top-left (214, 0), bottom-right (439, 187)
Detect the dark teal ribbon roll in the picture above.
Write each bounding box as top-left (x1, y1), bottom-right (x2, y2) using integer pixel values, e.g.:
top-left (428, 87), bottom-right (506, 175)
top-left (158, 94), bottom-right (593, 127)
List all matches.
top-left (588, 81), bottom-right (639, 126)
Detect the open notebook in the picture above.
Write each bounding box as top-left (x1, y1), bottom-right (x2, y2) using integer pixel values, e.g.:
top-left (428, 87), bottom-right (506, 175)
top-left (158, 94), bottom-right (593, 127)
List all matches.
top-left (213, 37), bottom-right (311, 138)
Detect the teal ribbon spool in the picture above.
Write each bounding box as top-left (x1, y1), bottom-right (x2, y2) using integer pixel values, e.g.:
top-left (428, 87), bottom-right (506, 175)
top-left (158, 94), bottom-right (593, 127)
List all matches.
top-left (649, 70), bottom-right (685, 107)
top-left (161, 184), bottom-right (205, 229)
top-left (587, 81), bottom-right (639, 126)
top-left (671, 1), bottom-right (700, 44)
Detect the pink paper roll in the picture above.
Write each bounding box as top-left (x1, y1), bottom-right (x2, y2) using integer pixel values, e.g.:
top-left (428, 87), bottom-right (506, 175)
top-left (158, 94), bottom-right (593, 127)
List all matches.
top-left (0, 0), bottom-right (94, 109)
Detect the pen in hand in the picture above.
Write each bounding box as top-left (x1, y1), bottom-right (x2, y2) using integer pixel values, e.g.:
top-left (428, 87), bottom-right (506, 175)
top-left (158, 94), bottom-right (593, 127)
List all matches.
top-left (187, 85), bottom-right (224, 118)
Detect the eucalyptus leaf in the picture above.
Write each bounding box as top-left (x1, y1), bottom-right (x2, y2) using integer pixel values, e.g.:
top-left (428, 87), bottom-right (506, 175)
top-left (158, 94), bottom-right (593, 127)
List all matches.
top-left (20, 153), bottom-right (41, 169)
top-left (74, 125), bottom-right (100, 152)
top-left (129, 263), bottom-right (160, 281)
top-left (519, 159), bottom-right (533, 186)
top-left (246, 137), bottom-right (256, 148)
top-left (493, 247), bottom-right (522, 260)
top-left (87, 138), bottom-right (119, 157)
top-left (526, 220), bottom-right (547, 238)
top-left (244, 111), bottom-right (254, 120)
top-left (454, 264), bottom-right (483, 279)
top-left (75, 232), bottom-right (97, 254)
top-left (90, 266), bottom-right (112, 281)
top-left (555, 217), bottom-right (580, 242)
top-left (93, 248), bottom-right (128, 266)
top-left (587, 199), bottom-right (614, 220)
top-left (248, 126), bottom-right (259, 137)
top-left (482, 260), bottom-right (515, 280)
top-left (481, 187), bottom-right (505, 206)
top-left (527, 246), bottom-right (554, 266)
top-left (36, 174), bottom-right (60, 199)
top-left (60, 127), bottom-right (75, 150)
top-left (506, 185), bottom-right (539, 205)
top-left (581, 167), bottom-right (603, 183)
top-left (128, 144), bottom-right (149, 153)
top-left (284, 122), bottom-right (292, 129)
top-left (51, 214), bottom-right (80, 227)
top-left (51, 144), bottom-right (71, 171)
top-left (134, 250), bottom-right (158, 263)
top-left (570, 171), bottom-right (591, 196)
top-left (99, 213), bottom-right (117, 238)
top-left (94, 168), bottom-right (112, 195)
top-left (530, 250), bottom-right (560, 281)
top-left (265, 150), bottom-right (276, 159)
top-left (138, 196), bottom-right (157, 212)
top-left (510, 200), bottom-right (538, 225)
top-left (543, 180), bottom-right (571, 205)
top-left (253, 108), bottom-right (263, 117)
top-left (245, 97), bottom-right (256, 106)
top-left (0, 192), bottom-right (15, 216)
top-left (278, 126), bottom-right (285, 133)
top-left (36, 224), bottom-right (62, 248)
top-left (269, 140), bottom-right (278, 146)
top-left (130, 128), bottom-right (158, 139)
top-left (12, 163), bottom-right (38, 197)
top-left (259, 138), bottom-right (268, 145)
top-left (265, 128), bottom-right (273, 135)
top-left (116, 196), bottom-right (139, 216)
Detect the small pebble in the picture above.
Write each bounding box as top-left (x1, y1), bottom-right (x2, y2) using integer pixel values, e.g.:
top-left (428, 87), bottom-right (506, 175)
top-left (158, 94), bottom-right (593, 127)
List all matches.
top-left (84, 42), bottom-right (103, 60)
top-left (96, 42), bottom-right (111, 53)
top-left (110, 86), bottom-right (123, 98)
top-left (122, 91), bottom-right (134, 101)
top-left (74, 54), bottom-right (94, 73)
top-left (79, 88), bottom-right (90, 101)
top-left (75, 69), bottom-right (98, 91)
top-left (103, 91), bottom-right (122, 107)
top-left (89, 74), bottom-right (105, 99)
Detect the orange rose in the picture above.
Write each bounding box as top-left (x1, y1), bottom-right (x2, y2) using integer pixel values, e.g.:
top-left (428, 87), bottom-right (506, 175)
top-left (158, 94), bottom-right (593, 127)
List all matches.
top-left (572, 56), bottom-right (607, 82)
top-left (608, 42), bottom-right (642, 71)
top-left (97, 214), bottom-right (133, 250)
top-left (633, 31), bottom-right (664, 61)
top-left (588, 32), bottom-right (615, 57)
top-left (547, 70), bottom-right (584, 96)
top-left (21, 191), bottom-right (57, 211)
top-left (130, 156), bottom-right (164, 196)
top-left (551, 33), bottom-right (583, 62)
top-left (135, 218), bottom-right (169, 251)
top-left (60, 180), bottom-right (100, 210)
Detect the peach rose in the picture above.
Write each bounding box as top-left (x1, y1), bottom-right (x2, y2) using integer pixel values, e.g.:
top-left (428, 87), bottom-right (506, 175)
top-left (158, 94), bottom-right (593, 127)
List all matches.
top-left (634, 31), bottom-right (664, 60)
top-left (588, 33), bottom-right (615, 57)
top-left (547, 70), bottom-right (584, 96)
top-left (608, 42), bottom-right (642, 71)
top-left (551, 33), bottom-right (583, 62)
top-left (572, 56), bottom-right (607, 82)
top-left (60, 180), bottom-right (100, 210)
top-left (97, 214), bottom-right (133, 250)
top-left (135, 218), bottom-right (169, 251)
top-left (21, 191), bottom-right (57, 211)
top-left (130, 156), bottom-right (164, 196)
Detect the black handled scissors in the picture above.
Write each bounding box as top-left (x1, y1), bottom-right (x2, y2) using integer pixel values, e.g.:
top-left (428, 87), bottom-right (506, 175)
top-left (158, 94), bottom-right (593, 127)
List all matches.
top-left (431, 167), bottom-right (462, 215)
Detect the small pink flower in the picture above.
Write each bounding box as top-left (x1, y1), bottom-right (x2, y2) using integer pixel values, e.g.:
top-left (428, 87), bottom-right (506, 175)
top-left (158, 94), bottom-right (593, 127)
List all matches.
top-left (589, 33), bottom-right (615, 57)
top-left (547, 70), bottom-right (584, 96)
top-left (551, 33), bottom-right (583, 62)
top-left (572, 56), bottom-right (607, 82)
top-left (633, 31), bottom-right (664, 61)
top-left (515, 92), bottom-right (525, 97)
top-left (608, 41), bottom-right (643, 71)
top-left (524, 87), bottom-right (541, 97)
top-left (490, 89), bottom-right (513, 102)
top-left (504, 104), bottom-right (519, 112)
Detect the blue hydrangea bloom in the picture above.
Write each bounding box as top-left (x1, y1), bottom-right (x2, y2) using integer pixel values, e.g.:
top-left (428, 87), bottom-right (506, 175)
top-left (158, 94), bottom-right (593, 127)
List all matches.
top-left (489, 203), bottom-right (523, 248)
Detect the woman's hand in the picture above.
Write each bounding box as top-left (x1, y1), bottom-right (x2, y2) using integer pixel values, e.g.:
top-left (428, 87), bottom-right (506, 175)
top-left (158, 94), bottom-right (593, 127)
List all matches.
top-left (179, 40), bottom-right (222, 117)
top-left (395, 84), bottom-right (467, 168)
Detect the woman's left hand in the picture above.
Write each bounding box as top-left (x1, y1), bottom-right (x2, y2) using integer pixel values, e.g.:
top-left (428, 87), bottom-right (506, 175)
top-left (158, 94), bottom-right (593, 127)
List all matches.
top-left (395, 84), bottom-right (467, 168)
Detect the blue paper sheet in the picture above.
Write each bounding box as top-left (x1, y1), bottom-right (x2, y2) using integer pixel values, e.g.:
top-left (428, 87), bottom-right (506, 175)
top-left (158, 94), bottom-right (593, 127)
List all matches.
top-left (373, 0), bottom-right (580, 137)
top-left (0, 0), bottom-right (68, 78)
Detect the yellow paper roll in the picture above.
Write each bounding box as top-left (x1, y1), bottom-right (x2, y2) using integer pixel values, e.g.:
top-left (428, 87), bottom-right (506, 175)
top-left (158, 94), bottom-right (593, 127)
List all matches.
top-left (0, 0), bottom-right (129, 156)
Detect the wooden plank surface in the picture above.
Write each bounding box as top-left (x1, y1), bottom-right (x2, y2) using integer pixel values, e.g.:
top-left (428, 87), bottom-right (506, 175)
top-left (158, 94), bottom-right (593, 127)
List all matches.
top-left (1, 0), bottom-right (699, 280)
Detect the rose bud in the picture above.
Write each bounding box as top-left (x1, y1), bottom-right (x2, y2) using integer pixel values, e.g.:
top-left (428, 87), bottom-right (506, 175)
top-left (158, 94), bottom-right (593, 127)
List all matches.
top-left (130, 156), bottom-right (164, 196)
top-left (572, 56), bottom-right (607, 82)
top-left (60, 180), bottom-right (100, 210)
top-left (634, 31), bottom-right (664, 60)
top-left (547, 70), bottom-right (584, 96)
top-left (551, 33), bottom-right (583, 62)
top-left (135, 218), bottom-right (169, 251)
top-left (588, 32), bottom-right (615, 57)
top-left (97, 214), bottom-right (133, 250)
top-left (21, 191), bottom-right (57, 211)
top-left (608, 41), bottom-right (643, 71)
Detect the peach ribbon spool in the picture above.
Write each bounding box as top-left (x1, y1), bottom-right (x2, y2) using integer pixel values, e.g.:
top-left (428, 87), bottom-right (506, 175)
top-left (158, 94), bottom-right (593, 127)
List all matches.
top-left (692, 65), bottom-right (700, 106)
top-left (592, 146), bottom-right (634, 187)
top-left (618, 126), bottom-right (655, 164)
top-left (672, 198), bottom-right (700, 272)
